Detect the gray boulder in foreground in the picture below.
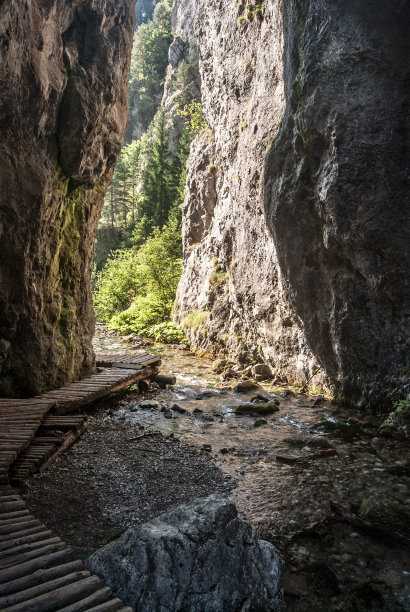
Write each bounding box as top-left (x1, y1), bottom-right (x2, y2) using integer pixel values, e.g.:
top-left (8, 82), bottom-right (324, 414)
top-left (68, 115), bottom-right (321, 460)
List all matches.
top-left (85, 495), bottom-right (284, 611)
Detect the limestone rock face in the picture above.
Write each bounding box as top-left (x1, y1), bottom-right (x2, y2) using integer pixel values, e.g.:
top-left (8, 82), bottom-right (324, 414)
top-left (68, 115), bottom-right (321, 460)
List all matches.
top-left (86, 495), bottom-right (284, 611)
top-left (176, 0), bottom-right (410, 407)
top-left (0, 0), bottom-right (135, 395)
top-left (264, 1), bottom-right (410, 407)
top-left (175, 0), bottom-right (320, 387)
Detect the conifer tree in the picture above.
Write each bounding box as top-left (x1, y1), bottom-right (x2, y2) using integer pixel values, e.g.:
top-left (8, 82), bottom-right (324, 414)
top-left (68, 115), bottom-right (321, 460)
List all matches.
top-left (138, 109), bottom-right (174, 236)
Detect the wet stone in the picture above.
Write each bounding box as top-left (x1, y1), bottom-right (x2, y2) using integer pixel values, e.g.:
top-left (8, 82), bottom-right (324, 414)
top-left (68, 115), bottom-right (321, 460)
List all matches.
top-left (171, 403), bottom-right (187, 413)
top-left (254, 418), bottom-right (268, 427)
top-left (139, 400), bottom-right (161, 409)
top-left (251, 394), bottom-right (271, 404)
top-left (234, 380), bottom-right (261, 393)
top-left (235, 402), bottom-right (280, 416)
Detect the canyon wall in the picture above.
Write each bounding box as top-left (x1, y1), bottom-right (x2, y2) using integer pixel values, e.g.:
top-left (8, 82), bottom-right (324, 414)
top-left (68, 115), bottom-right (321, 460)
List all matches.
top-left (265, 0), bottom-right (410, 407)
top-left (176, 0), bottom-right (410, 408)
top-left (175, 0), bottom-right (321, 388)
top-left (0, 0), bottom-right (135, 396)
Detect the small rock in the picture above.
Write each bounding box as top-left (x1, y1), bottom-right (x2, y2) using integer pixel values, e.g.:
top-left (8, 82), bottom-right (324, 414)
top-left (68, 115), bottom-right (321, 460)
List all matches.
top-left (238, 351), bottom-right (252, 364)
top-left (202, 444), bottom-right (212, 452)
top-left (252, 364), bottom-right (274, 381)
top-left (163, 412), bottom-right (173, 419)
top-left (281, 389), bottom-right (296, 398)
top-left (312, 394), bottom-right (324, 406)
top-left (193, 407), bottom-right (203, 415)
top-left (234, 380), bottom-right (260, 393)
top-left (250, 394), bottom-right (271, 404)
top-left (171, 403), bottom-right (187, 414)
top-left (221, 368), bottom-right (238, 381)
top-left (240, 365), bottom-right (254, 377)
top-left (212, 358), bottom-right (233, 373)
top-left (235, 401), bottom-right (280, 416)
top-left (139, 400), bottom-right (160, 409)
top-left (254, 418), bottom-right (268, 427)
top-left (196, 390), bottom-right (223, 400)
top-left (305, 436), bottom-right (334, 449)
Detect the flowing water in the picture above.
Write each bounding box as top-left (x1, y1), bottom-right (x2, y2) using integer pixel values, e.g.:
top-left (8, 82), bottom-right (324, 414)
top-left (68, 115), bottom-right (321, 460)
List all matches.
top-left (92, 324), bottom-right (410, 610)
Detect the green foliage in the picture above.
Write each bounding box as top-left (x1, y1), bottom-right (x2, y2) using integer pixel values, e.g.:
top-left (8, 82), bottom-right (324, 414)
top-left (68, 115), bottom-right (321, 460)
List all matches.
top-left (394, 399), bottom-right (410, 413)
top-left (135, 0), bottom-right (161, 27)
top-left (94, 219), bottom-right (184, 343)
top-left (128, 0), bottom-right (173, 135)
top-left (178, 100), bottom-right (207, 139)
top-left (93, 249), bottom-right (141, 321)
top-left (137, 109), bottom-right (177, 238)
top-left (237, 1), bottom-right (265, 24)
top-left (93, 0), bottom-right (206, 342)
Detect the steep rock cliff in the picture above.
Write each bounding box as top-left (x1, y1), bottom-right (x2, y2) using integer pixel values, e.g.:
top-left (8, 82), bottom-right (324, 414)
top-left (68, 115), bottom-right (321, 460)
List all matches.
top-left (175, 0), bottom-right (320, 386)
top-left (0, 0), bottom-right (135, 396)
top-left (265, 0), bottom-right (410, 407)
top-left (176, 0), bottom-right (410, 407)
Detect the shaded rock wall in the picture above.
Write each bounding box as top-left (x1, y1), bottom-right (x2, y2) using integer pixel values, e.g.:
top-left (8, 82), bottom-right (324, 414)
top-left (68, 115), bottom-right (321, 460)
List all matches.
top-left (176, 0), bottom-right (410, 407)
top-left (265, 0), bottom-right (410, 407)
top-left (0, 0), bottom-right (135, 396)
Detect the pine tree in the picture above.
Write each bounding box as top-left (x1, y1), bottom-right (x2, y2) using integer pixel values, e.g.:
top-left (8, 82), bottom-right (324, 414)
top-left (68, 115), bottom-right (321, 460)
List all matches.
top-left (138, 109), bottom-right (175, 237)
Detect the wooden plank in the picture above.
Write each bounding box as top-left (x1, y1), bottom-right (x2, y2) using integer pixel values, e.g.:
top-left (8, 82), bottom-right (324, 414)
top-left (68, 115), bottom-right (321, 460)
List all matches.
top-left (0, 530), bottom-right (53, 552)
top-left (1, 575), bottom-right (103, 612)
top-left (0, 570), bottom-right (90, 608)
top-left (78, 601), bottom-right (127, 612)
top-left (39, 425), bottom-right (87, 474)
top-left (51, 586), bottom-right (113, 612)
top-left (0, 560), bottom-right (83, 597)
top-left (0, 525), bottom-right (47, 543)
top-left (0, 520), bottom-right (41, 535)
top-left (0, 537), bottom-right (62, 564)
top-left (0, 548), bottom-right (75, 584)
top-left (0, 502), bottom-right (27, 514)
top-left (0, 541), bottom-right (66, 570)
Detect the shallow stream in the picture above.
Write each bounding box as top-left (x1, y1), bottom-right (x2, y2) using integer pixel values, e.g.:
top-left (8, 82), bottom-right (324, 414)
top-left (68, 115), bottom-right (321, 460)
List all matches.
top-left (24, 325), bottom-right (410, 611)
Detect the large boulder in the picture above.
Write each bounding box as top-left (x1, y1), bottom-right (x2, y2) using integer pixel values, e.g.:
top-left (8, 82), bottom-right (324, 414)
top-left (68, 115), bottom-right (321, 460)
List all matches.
top-left (86, 495), bottom-right (284, 611)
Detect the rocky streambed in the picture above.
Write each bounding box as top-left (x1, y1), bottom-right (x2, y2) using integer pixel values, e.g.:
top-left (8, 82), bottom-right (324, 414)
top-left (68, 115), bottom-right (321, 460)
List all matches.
top-left (23, 326), bottom-right (410, 611)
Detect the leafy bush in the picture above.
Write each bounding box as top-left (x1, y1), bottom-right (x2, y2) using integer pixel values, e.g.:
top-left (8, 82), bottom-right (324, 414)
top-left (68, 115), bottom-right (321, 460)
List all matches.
top-left (94, 218), bottom-right (184, 343)
top-left (93, 249), bottom-right (141, 321)
top-left (109, 303), bottom-right (186, 344)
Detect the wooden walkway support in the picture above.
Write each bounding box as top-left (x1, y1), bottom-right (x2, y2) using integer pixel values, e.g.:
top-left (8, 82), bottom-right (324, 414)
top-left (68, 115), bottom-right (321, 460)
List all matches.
top-left (0, 351), bottom-right (161, 611)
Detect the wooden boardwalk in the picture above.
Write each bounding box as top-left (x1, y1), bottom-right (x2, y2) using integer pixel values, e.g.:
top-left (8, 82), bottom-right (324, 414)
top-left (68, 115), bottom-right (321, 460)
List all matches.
top-left (0, 351), bottom-right (161, 611)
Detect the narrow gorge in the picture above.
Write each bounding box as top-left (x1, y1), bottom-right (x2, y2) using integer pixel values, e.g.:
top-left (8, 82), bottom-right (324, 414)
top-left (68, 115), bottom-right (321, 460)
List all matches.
top-left (0, 1), bottom-right (409, 610)
top-left (0, 0), bottom-right (408, 410)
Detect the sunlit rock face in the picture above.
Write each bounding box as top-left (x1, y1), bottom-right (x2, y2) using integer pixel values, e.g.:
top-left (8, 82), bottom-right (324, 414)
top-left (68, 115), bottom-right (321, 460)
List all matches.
top-left (176, 0), bottom-right (410, 408)
top-left (0, 0), bottom-right (135, 396)
top-left (175, 0), bottom-right (322, 389)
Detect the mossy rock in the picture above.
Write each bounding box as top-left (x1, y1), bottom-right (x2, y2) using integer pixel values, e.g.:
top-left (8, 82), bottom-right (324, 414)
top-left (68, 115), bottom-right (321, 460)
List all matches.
top-left (234, 401), bottom-right (280, 416)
